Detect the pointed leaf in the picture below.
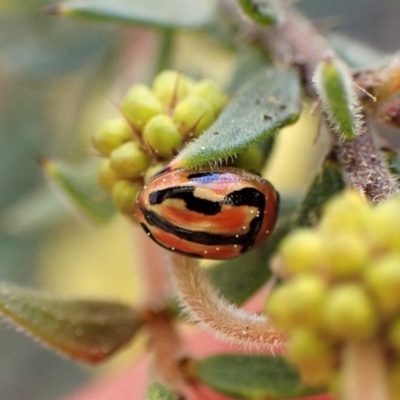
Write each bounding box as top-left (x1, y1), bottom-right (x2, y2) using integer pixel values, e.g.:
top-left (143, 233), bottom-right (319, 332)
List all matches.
top-left (147, 382), bottom-right (177, 400)
top-left (314, 57), bottom-right (363, 139)
top-left (0, 281), bottom-right (142, 363)
top-left (45, 0), bottom-right (217, 30)
top-left (238, 0), bottom-right (278, 26)
top-left (41, 159), bottom-right (115, 224)
top-left (168, 66), bottom-right (302, 169)
top-left (196, 354), bottom-right (325, 398)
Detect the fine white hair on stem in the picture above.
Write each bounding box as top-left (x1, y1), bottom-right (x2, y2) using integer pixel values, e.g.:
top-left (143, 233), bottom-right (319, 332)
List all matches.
top-left (170, 254), bottom-right (285, 351)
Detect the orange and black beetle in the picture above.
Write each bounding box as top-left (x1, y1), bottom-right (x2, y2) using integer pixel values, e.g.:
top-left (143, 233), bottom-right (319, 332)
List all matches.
top-left (135, 167), bottom-right (279, 259)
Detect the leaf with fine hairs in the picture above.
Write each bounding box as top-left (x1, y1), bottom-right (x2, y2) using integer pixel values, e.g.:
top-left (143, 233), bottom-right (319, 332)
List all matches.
top-left (0, 281), bottom-right (142, 363)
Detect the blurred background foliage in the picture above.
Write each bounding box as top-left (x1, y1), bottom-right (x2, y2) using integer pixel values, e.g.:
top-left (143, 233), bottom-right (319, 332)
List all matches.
top-left (0, 0), bottom-right (399, 399)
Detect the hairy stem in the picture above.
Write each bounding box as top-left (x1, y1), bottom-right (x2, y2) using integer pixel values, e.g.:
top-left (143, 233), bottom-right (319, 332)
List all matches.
top-left (170, 254), bottom-right (285, 350)
top-left (224, 0), bottom-right (399, 201)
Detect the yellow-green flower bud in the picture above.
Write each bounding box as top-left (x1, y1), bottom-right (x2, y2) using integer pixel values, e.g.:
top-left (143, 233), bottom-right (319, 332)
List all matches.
top-left (152, 70), bottom-right (193, 107)
top-left (143, 115), bottom-right (182, 159)
top-left (111, 180), bottom-right (141, 215)
top-left (97, 159), bottom-right (120, 193)
top-left (92, 118), bottom-right (132, 156)
top-left (369, 197), bottom-right (400, 251)
top-left (110, 141), bottom-right (150, 179)
top-left (122, 84), bottom-right (164, 131)
top-left (173, 96), bottom-right (214, 137)
top-left (191, 78), bottom-right (227, 114)
top-left (279, 229), bottom-right (323, 277)
top-left (320, 232), bottom-right (369, 280)
top-left (322, 284), bottom-right (378, 341)
top-left (320, 191), bottom-right (372, 235)
top-left (144, 163), bottom-right (166, 184)
top-left (266, 275), bottom-right (327, 330)
top-left (364, 254), bottom-right (400, 315)
top-left (286, 328), bottom-right (337, 387)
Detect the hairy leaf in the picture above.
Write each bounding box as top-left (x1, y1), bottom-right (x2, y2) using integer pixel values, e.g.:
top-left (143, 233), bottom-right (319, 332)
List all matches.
top-left (168, 66), bottom-right (302, 169)
top-left (0, 281), bottom-right (142, 363)
top-left (41, 159), bottom-right (115, 223)
top-left (196, 354), bottom-right (325, 398)
top-left (45, 0), bottom-right (217, 30)
top-left (314, 57), bottom-right (363, 139)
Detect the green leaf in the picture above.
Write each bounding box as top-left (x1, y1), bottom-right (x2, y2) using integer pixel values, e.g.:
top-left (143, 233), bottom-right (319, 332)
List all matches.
top-left (0, 281), bottom-right (142, 363)
top-left (46, 0), bottom-right (217, 30)
top-left (41, 159), bottom-right (115, 224)
top-left (314, 57), bottom-right (363, 140)
top-left (207, 223), bottom-right (290, 305)
top-left (169, 66), bottom-right (302, 169)
top-left (295, 162), bottom-right (345, 227)
top-left (238, 0), bottom-right (278, 26)
top-left (147, 382), bottom-right (177, 400)
top-left (196, 354), bottom-right (325, 398)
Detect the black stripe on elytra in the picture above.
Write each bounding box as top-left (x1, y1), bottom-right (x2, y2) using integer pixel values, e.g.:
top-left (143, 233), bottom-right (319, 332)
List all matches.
top-left (149, 186), bottom-right (222, 216)
top-left (140, 187), bottom-right (266, 252)
top-left (140, 223), bottom-right (205, 259)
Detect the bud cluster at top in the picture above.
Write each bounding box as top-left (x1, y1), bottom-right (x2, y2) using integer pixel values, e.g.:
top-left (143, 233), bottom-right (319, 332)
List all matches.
top-left (266, 191), bottom-right (400, 398)
top-left (91, 70), bottom-right (227, 218)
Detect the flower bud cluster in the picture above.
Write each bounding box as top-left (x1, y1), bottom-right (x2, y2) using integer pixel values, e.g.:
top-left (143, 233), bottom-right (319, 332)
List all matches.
top-left (266, 191), bottom-right (400, 396)
top-left (92, 70), bottom-right (227, 217)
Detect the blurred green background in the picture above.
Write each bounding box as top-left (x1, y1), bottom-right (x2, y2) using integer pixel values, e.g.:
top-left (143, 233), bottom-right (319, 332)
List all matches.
top-left (0, 0), bottom-right (399, 399)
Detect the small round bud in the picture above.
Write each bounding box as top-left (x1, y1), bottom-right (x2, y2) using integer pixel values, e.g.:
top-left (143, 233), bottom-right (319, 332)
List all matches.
top-left (234, 145), bottom-right (264, 174)
top-left (111, 180), bottom-right (141, 215)
top-left (143, 115), bottom-right (182, 158)
top-left (152, 70), bottom-right (193, 107)
top-left (322, 284), bottom-right (378, 341)
top-left (173, 96), bottom-right (214, 137)
top-left (191, 78), bottom-right (227, 114)
top-left (266, 275), bottom-right (327, 330)
top-left (110, 141), bottom-right (150, 179)
top-left (320, 191), bottom-right (372, 236)
top-left (279, 229), bottom-right (323, 277)
top-left (320, 232), bottom-right (369, 280)
top-left (286, 328), bottom-right (337, 387)
top-left (144, 163), bottom-right (166, 183)
top-left (92, 118), bottom-right (132, 156)
top-left (122, 84), bottom-right (164, 131)
top-left (369, 197), bottom-right (400, 251)
top-left (364, 254), bottom-right (400, 315)
top-left (97, 159), bottom-right (120, 193)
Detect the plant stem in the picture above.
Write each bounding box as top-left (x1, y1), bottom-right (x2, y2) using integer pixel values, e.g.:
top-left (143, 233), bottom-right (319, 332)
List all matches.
top-left (224, 0), bottom-right (399, 202)
top-left (170, 254), bottom-right (285, 350)
top-left (154, 29), bottom-right (175, 75)
top-left (342, 341), bottom-right (389, 400)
